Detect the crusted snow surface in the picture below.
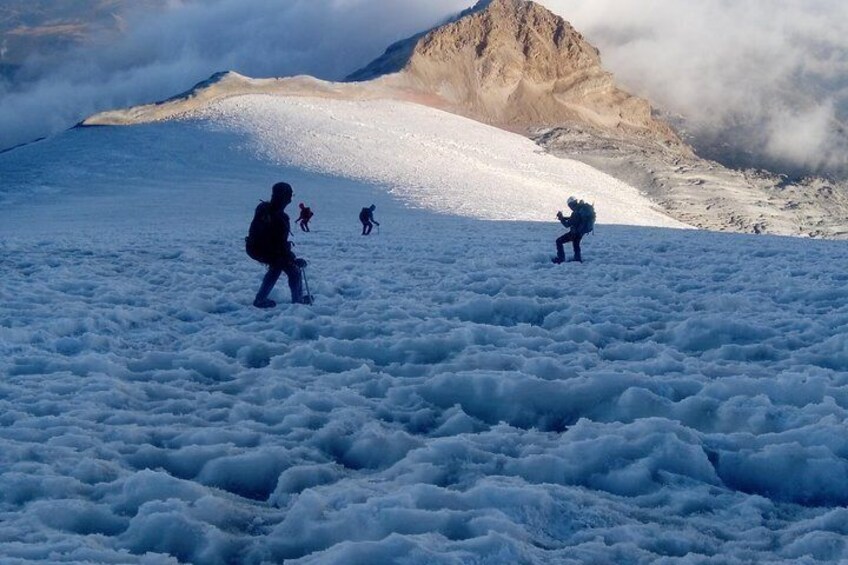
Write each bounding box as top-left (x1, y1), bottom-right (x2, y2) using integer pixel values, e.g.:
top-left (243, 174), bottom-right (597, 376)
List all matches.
top-left (1, 105), bottom-right (848, 564)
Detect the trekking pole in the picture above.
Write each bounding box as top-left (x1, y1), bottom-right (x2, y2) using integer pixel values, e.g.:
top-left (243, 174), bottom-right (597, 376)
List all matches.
top-left (301, 265), bottom-right (313, 304)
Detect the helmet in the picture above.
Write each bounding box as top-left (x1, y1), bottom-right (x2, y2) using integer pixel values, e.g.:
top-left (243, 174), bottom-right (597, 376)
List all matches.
top-left (567, 196), bottom-right (577, 205)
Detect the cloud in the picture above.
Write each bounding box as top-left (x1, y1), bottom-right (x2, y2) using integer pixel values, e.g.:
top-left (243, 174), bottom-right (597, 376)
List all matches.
top-left (2, 0), bottom-right (846, 179)
top-left (539, 0), bottom-right (848, 177)
top-left (0, 0), bottom-right (470, 150)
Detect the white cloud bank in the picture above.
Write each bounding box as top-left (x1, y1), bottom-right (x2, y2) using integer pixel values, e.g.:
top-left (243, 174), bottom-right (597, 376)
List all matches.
top-left (0, 0), bottom-right (470, 150)
top-left (2, 0), bottom-right (847, 178)
top-left (543, 0), bottom-right (848, 177)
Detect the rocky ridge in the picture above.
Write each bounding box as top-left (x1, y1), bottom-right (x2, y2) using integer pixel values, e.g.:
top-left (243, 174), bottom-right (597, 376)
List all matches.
top-left (535, 126), bottom-right (848, 238)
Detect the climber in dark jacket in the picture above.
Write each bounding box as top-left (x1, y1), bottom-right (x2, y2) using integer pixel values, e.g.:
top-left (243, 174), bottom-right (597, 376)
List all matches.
top-left (296, 202), bottom-right (313, 232)
top-left (250, 182), bottom-right (309, 308)
top-left (552, 196), bottom-right (584, 264)
top-left (359, 204), bottom-right (380, 235)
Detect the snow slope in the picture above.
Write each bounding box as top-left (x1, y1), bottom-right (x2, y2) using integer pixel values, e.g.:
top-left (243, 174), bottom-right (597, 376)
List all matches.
top-left (191, 95), bottom-right (685, 227)
top-left (1, 96), bottom-right (848, 563)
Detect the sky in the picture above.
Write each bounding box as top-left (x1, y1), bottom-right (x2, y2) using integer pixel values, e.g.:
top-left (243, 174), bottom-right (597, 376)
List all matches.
top-left (1, 0), bottom-right (846, 178)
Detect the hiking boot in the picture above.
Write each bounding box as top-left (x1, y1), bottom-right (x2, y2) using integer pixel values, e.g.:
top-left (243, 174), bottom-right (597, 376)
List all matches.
top-left (253, 298), bottom-right (277, 308)
top-left (551, 257), bottom-right (564, 264)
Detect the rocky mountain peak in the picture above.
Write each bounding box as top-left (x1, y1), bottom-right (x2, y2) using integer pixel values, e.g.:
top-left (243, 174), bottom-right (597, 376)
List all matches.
top-left (353, 0), bottom-right (683, 147)
top-left (412, 0), bottom-right (600, 82)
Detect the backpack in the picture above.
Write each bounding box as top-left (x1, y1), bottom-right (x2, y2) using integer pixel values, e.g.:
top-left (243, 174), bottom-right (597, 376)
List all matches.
top-left (302, 207), bottom-right (313, 220)
top-left (575, 201), bottom-right (596, 235)
top-left (245, 201), bottom-right (274, 263)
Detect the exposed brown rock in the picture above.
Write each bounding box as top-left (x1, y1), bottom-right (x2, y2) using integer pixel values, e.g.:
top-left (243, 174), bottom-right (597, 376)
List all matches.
top-left (378, 0), bottom-right (684, 150)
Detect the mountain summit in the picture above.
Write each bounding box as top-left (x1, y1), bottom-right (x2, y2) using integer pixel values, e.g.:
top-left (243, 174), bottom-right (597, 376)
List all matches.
top-left (353, 0), bottom-right (681, 146)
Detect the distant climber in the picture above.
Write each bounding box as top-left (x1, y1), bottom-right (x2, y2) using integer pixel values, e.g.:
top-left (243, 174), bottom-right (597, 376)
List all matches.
top-left (359, 204), bottom-right (380, 235)
top-left (552, 196), bottom-right (595, 264)
top-left (296, 202), bottom-right (313, 232)
top-left (245, 182), bottom-right (311, 307)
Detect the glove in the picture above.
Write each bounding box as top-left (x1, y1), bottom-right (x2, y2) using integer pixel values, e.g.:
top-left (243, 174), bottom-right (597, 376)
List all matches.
top-left (294, 258), bottom-right (308, 268)
top-left (556, 211), bottom-right (563, 219)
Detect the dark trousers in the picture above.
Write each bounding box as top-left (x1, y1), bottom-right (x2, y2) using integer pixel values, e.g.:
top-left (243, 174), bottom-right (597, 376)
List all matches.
top-left (361, 220), bottom-right (373, 235)
top-left (255, 260), bottom-right (303, 304)
top-left (556, 232), bottom-right (582, 262)
top-left (299, 220), bottom-right (310, 232)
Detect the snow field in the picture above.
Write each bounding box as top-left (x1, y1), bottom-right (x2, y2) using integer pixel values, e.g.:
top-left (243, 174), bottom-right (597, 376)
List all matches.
top-left (2, 220), bottom-right (848, 563)
top-left (193, 95), bottom-right (687, 228)
top-left (1, 113), bottom-right (847, 563)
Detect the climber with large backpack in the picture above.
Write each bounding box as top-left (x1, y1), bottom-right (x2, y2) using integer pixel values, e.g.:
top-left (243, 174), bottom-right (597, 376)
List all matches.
top-left (552, 196), bottom-right (595, 264)
top-left (245, 182), bottom-right (312, 307)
